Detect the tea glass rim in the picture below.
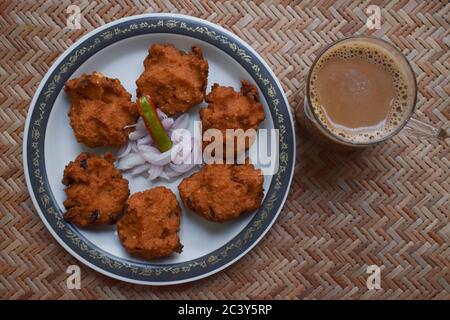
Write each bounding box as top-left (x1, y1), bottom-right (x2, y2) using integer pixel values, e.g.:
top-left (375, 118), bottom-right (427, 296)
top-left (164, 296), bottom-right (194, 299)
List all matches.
top-left (305, 36), bottom-right (418, 146)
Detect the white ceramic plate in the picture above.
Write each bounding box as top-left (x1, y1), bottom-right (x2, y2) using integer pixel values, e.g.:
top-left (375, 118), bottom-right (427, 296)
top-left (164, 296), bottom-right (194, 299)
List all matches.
top-left (23, 13), bottom-right (295, 285)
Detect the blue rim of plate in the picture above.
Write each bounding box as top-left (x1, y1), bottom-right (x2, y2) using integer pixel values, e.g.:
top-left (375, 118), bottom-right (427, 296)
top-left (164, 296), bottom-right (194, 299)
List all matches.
top-left (24, 14), bottom-right (295, 284)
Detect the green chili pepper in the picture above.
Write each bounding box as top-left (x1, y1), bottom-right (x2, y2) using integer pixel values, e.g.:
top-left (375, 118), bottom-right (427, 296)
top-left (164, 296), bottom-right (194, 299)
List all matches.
top-left (138, 96), bottom-right (173, 152)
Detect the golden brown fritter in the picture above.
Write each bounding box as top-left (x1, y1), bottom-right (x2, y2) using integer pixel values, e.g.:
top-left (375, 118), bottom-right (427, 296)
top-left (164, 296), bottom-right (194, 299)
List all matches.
top-left (65, 72), bottom-right (138, 148)
top-left (200, 81), bottom-right (265, 159)
top-left (62, 152), bottom-right (129, 228)
top-left (136, 44), bottom-right (209, 116)
top-left (117, 187), bottom-right (182, 260)
top-left (178, 164), bottom-right (264, 222)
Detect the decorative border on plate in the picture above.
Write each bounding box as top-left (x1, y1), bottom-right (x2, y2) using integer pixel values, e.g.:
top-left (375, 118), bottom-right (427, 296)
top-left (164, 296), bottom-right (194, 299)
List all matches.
top-left (26, 16), bottom-right (295, 283)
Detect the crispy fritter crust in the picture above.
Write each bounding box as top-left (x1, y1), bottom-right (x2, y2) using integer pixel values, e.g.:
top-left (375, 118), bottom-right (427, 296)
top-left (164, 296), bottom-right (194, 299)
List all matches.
top-left (200, 81), bottom-right (265, 158)
top-left (62, 152), bottom-right (129, 228)
top-left (117, 187), bottom-right (182, 260)
top-left (136, 44), bottom-right (209, 116)
top-left (65, 72), bottom-right (138, 148)
top-left (178, 164), bottom-right (264, 222)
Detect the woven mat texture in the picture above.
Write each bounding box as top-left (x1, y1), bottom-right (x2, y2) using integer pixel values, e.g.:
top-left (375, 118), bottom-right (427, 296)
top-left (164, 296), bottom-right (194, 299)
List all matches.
top-left (1, 0), bottom-right (449, 299)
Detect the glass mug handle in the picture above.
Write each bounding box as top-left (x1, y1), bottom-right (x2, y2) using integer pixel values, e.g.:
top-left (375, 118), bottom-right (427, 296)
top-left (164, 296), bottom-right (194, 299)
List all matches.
top-left (303, 98), bottom-right (448, 142)
top-left (402, 115), bottom-right (448, 140)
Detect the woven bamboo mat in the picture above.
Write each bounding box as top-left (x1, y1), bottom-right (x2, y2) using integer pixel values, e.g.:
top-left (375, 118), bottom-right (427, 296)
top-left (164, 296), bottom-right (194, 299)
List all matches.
top-left (1, 0), bottom-right (449, 300)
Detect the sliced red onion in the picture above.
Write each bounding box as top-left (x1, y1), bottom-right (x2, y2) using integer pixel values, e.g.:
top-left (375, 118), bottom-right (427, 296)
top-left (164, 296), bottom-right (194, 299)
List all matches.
top-left (169, 162), bottom-right (196, 173)
top-left (172, 114), bottom-right (189, 130)
top-left (118, 112), bottom-right (197, 180)
top-left (148, 165), bottom-right (163, 180)
top-left (117, 141), bottom-right (131, 159)
top-left (137, 144), bottom-right (159, 154)
top-left (128, 118), bottom-right (146, 140)
top-left (130, 141), bottom-right (139, 153)
top-left (157, 109), bottom-right (168, 120)
top-left (162, 117), bottom-right (174, 130)
top-left (130, 163), bottom-right (152, 175)
top-left (162, 166), bottom-right (181, 180)
top-left (138, 144), bottom-right (172, 166)
top-left (117, 153), bottom-right (146, 170)
top-left (136, 117), bottom-right (146, 131)
top-left (129, 129), bottom-right (146, 141)
top-left (158, 171), bottom-right (170, 181)
top-left (137, 135), bottom-right (152, 145)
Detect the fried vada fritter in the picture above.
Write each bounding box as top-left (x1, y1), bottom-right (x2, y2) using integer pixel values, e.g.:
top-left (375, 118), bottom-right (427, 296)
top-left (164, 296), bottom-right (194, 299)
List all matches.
top-left (136, 44), bottom-right (209, 116)
top-left (117, 187), bottom-right (182, 260)
top-left (65, 72), bottom-right (138, 148)
top-left (178, 164), bottom-right (264, 222)
top-left (200, 81), bottom-right (265, 158)
top-left (62, 152), bottom-right (129, 228)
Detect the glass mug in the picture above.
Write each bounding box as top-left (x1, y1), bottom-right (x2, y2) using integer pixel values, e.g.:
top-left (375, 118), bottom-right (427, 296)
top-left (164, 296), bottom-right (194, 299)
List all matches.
top-left (302, 36), bottom-right (447, 148)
